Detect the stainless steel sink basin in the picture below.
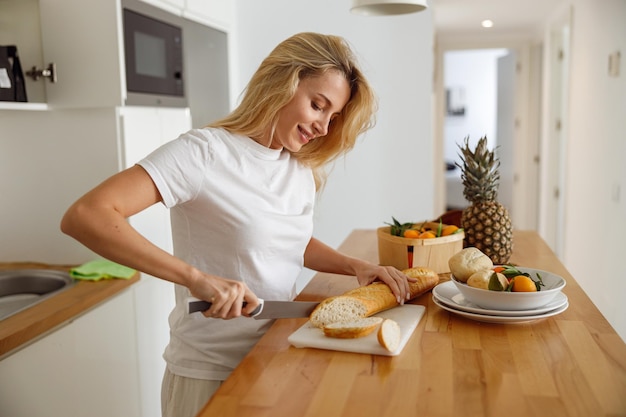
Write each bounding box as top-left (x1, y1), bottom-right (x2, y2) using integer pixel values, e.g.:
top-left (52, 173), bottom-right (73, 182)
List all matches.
top-left (0, 269), bottom-right (75, 320)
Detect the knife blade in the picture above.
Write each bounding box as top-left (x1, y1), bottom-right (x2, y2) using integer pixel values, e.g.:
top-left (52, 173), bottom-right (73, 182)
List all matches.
top-left (187, 297), bottom-right (319, 320)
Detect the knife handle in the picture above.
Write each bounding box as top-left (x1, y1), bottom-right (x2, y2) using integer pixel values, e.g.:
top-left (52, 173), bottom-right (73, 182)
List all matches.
top-left (186, 297), bottom-right (264, 318)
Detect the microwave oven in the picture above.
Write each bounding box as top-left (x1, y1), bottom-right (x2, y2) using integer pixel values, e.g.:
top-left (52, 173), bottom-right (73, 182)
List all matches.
top-left (122, 0), bottom-right (187, 107)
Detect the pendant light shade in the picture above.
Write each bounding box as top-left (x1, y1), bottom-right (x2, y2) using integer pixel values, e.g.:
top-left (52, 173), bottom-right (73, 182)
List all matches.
top-left (350, 0), bottom-right (428, 16)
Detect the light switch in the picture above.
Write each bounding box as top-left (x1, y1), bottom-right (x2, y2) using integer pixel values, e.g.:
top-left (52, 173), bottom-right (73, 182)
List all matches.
top-left (612, 183), bottom-right (621, 203)
top-left (608, 51), bottom-right (621, 77)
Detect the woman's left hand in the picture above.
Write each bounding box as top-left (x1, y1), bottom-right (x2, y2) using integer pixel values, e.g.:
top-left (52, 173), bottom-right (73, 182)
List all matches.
top-left (354, 263), bottom-right (417, 304)
top-left (303, 238), bottom-right (417, 304)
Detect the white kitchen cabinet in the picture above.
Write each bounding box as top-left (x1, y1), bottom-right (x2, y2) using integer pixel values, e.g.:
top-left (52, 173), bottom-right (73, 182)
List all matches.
top-left (121, 106), bottom-right (192, 168)
top-left (120, 106), bottom-right (191, 256)
top-left (0, 0), bottom-right (125, 108)
top-left (184, 0), bottom-right (235, 29)
top-left (0, 0), bottom-right (233, 109)
top-left (0, 288), bottom-right (142, 417)
top-left (0, 0), bottom-right (47, 104)
top-left (131, 276), bottom-right (176, 417)
top-left (38, 0), bottom-right (125, 108)
top-left (120, 105), bottom-right (190, 417)
top-left (141, 0), bottom-right (186, 13)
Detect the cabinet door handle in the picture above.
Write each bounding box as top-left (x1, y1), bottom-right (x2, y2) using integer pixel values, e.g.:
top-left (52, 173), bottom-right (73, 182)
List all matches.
top-left (26, 63), bottom-right (57, 83)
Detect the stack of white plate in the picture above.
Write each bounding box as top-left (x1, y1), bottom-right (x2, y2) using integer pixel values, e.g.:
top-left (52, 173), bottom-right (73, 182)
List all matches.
top-left (432, 280), bottom-right (569, 324)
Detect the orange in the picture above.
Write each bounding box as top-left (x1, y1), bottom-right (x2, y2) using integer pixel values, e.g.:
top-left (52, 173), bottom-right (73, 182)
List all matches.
top-left (441, 225), bottom-right (459, 236)
top-left (510, 275), bottom-right (537, 292)
top-left (418, 231), bottom-right (436, 239)
top-left (403, 229), bottom-right (420, 239)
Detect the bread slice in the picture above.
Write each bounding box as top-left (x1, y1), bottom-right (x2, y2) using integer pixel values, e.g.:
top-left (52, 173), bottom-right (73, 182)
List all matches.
top-left (377, 318), bottom-right (401, 352)
top-left (322, 317), bottom-right (383, 339)
top-left (309, 296), bottom-right (367, 328)
top-left (309, 266), bottom-right (438, 328)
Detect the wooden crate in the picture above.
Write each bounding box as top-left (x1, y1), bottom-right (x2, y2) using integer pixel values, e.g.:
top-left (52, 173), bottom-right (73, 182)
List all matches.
top-left (377, 223), bottom-right (464, 273)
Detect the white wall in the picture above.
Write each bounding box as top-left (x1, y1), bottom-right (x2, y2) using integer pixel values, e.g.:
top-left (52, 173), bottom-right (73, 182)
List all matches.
top-left (0, 108), bottom-right (121, 263)
top-left (558, 0), bottom-right (626, 341)
top-left (234, 0), bottom-right (435, 257)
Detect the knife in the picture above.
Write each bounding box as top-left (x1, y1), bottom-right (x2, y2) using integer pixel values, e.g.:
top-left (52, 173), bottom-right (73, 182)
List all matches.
top-left (187, 297), bottom-right (319, 319)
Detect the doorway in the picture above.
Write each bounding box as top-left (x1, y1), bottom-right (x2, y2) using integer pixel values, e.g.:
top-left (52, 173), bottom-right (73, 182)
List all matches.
top-left (435, 42), bottom-right (542, 232)
top-left (442, 48), bottom-right (513, 212)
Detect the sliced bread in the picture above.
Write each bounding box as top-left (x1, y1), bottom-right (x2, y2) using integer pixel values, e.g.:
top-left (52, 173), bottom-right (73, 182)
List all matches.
top-left (309, 266), bottom-right (438, 328)
top-left (322, 317), bottom-right (384, 339)
top-left (377, 318), bottom-right (401, 352)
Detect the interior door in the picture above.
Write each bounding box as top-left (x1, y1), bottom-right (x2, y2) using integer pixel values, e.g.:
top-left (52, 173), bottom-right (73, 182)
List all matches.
top-left (543, 19), bottom-right (570, 257)
top-left (496, 51), bottom-right (517, 220)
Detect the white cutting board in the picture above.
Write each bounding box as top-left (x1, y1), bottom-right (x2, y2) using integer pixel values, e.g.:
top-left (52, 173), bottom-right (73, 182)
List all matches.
top-left (288, 304), bottom-right (425, 356)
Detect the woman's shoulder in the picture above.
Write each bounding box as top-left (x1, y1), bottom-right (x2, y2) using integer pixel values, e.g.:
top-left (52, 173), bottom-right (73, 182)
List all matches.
top-left (184, 127), bottom-right (249, 147)
top-left (171, 127), bottom-right (235, 154)
top-left (182, 126), bottom-right (229, 142)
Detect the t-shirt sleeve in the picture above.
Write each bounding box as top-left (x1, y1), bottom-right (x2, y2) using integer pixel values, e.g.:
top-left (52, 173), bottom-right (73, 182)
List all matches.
top-left (138, 129), bottom-right (210, 208)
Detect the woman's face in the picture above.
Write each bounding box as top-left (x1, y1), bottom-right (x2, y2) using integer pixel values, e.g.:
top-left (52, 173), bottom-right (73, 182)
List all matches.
top-left (263, 70), bottom-right (351, 151)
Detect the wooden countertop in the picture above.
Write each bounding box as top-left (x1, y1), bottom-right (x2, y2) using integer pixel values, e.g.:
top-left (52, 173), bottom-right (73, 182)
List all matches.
top-left (198, 230), bottom-right (626, 417)
top-left (0, 262), bottom-right (139, 359)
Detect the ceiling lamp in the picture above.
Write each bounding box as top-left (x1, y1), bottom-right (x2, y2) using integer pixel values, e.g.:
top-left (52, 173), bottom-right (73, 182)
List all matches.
top-left (350, 0), bottom-right (428, 16)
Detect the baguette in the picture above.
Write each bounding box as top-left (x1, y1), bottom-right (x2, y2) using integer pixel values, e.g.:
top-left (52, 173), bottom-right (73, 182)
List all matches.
top-left (322, 317), bottom-right (383, 339)
top-left (309, 266), bottom-right (438, 328)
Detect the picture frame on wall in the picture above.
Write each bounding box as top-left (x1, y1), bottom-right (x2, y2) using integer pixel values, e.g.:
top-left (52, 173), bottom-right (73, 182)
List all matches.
top-left (445, 86), bottom-right (465, 117)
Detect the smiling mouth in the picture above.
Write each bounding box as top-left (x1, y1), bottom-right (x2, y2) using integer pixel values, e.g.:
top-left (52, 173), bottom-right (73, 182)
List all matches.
top-left (298, 126), bottom-right (313, 143)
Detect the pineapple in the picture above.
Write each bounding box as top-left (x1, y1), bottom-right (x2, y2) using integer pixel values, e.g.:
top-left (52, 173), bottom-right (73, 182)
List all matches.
top-left (457, 136), bottom-right (513, 264)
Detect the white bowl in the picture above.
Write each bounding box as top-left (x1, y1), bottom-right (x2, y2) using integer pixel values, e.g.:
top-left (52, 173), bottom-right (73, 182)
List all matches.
top-left (451, 267), bottom-right (566, 311)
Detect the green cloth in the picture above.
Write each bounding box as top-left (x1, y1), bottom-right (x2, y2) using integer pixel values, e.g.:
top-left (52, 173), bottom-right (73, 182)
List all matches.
top-left (70, 259), bottom-right (137, 281)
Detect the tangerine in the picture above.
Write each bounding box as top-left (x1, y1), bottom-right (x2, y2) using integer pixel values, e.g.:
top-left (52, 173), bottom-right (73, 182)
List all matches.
top-left (418, 231), bottom-right (436, 239)
top-left (511, 275), bottom-right (537, 292)
top-left (441, 225), bottom-right (459, 236)
top-left (403, 229), bottom-right (420, 239)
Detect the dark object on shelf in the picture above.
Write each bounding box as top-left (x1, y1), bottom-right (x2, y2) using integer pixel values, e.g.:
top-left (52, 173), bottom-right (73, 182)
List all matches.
top-left (0, 45), bottom-right (27, 102)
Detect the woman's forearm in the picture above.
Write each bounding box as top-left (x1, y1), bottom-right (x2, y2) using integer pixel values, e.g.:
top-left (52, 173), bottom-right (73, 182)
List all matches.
top-left (61, 200), bottom-right (197, 287)
top-left (60, 166), bottom-right (199, 288)
top-left (303, 237), bottom-right (366, 276)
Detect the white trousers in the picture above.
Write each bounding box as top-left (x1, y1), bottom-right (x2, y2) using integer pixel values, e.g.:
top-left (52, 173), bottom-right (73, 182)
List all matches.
top-left (161, 368), bottom-right (223, 417)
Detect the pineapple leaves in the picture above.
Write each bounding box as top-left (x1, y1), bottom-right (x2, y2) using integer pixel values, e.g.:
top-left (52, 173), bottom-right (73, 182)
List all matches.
top-left (457, 136), bottom-right (501, 203)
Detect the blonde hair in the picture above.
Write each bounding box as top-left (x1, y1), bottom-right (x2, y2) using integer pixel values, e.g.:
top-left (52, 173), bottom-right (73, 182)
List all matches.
top-left (210, 32), bottom-right (377, 189)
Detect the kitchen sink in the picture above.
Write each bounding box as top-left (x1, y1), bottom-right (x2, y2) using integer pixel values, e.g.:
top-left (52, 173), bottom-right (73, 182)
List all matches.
top-left (0, 269), bottom-right (75, 321)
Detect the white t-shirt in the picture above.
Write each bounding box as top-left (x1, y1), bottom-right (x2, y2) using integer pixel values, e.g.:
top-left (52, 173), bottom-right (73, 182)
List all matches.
top-left (139, 127), bottom-right (315, 380)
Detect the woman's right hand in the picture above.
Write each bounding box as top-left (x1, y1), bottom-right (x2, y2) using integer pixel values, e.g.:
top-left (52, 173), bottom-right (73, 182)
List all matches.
top-left (188, 271), bottom-right (260, 320)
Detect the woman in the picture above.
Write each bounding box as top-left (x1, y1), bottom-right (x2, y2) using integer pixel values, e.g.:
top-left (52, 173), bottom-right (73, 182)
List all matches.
top-left (61, 32), bottom-right (415, 417)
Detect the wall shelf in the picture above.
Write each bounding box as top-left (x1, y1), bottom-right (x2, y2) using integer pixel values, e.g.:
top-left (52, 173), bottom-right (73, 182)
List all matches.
top-left (0, 102), bottom-right (49, 111)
